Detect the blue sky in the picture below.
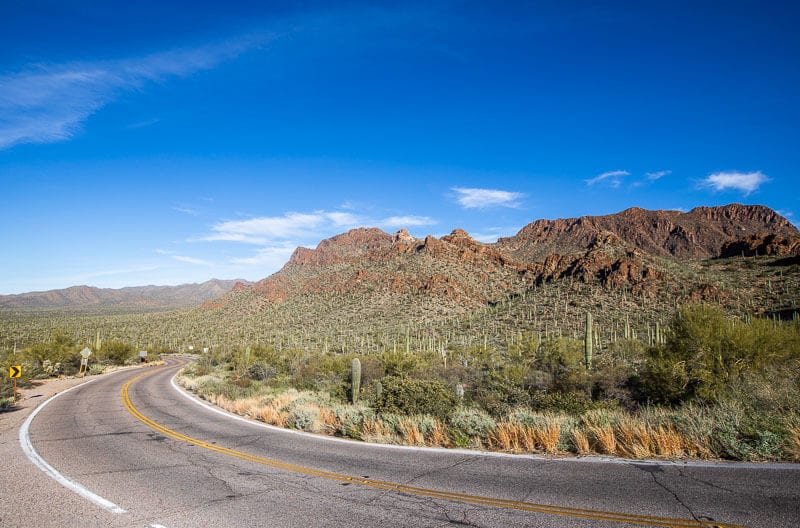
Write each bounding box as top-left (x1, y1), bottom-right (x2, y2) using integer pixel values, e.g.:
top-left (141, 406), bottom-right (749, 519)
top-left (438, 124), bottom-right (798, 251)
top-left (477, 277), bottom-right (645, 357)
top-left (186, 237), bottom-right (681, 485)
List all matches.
top-left (1, 1), bottom-right (798, 294)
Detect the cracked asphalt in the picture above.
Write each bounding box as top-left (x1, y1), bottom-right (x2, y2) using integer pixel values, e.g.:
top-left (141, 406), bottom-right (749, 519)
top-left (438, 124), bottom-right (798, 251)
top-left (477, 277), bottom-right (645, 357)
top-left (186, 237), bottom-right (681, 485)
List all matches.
top-left (1, 358), bottom-right (798, 528)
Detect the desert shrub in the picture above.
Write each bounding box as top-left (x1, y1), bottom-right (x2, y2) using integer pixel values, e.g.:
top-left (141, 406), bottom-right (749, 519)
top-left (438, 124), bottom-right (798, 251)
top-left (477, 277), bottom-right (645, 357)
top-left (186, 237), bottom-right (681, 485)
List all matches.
top-left (474, 370), bottom-right (530, 416)
top-left (638, 305), bottom-right (800, 405)
top-left (450, 407), bottom-right (497, 440)
top-left (99, 340), bottom-right (134, 365)
top-left (375, 375), bottom-right (456, 420)
top-left (286, 404), bottom-right (322, 432)
top-left (529, 390), bottom-right (614, 414)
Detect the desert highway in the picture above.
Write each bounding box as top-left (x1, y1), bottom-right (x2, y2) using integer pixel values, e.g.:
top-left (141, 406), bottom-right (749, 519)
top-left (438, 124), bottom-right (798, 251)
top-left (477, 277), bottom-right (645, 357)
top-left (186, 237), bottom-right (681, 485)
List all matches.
top-left (4, 358), bottom-right (798, 528)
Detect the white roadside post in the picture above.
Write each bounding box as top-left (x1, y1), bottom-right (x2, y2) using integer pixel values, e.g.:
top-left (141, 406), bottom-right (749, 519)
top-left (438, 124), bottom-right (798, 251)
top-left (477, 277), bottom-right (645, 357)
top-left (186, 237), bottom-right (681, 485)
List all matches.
top-left (79, 348), bottom-right (92, 377)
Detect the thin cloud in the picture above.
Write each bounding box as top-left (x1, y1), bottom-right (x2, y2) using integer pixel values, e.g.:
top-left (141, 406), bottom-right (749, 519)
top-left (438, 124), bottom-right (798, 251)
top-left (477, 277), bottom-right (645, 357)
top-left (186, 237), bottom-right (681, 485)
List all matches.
top-left (0, 35), bottom-right (266, 150)
top-left (586, 170), bottom-right (629, 187)
top-left (701, 171), bottom-right (768, 195)
top-left (173, 205), bottom-right (200, 216)
top-left (172, 255), bottom-right (213, 266)
top-left (646, 170), bottom-right (671, 181)
top-left (380, 215), bottom-right (436, 228)
top-left (452, 187), bottom-right (523, 209)
top-left (203, 210), bottom-right (363, 244)
top-left (231, 245), bottom-right (297, 266)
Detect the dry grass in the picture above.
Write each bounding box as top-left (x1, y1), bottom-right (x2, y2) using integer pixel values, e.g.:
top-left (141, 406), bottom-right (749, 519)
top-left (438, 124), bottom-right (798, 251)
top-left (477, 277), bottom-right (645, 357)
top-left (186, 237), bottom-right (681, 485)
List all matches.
top-left (785, 427), bottom-right (800, 462)
top-left (533, 422), bottom-right (561, 454)
top-left (615, 421), bottom-right (653, 459)
top-left (397, 418), bottom-right (424, 445)
top-left (572, 430), bottom-right (590, 455)
top-left (260, 406), bottom-right (287, 427)
top-left (428, 419), bottom-right (451, 447)
top-left (589, 426), bottom-right (617, 455)
top-left (491, 422), bottom-right (520, 452)
top-left (652, 426), bottom-right (685, 458)
top-left (362, 418), bottom-right (393, 442)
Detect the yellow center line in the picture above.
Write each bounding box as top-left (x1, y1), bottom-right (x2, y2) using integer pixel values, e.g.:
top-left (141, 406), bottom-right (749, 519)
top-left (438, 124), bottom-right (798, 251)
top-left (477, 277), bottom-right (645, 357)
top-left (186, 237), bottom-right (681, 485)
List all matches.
top-left (121, 368), bottom-right (744, 528)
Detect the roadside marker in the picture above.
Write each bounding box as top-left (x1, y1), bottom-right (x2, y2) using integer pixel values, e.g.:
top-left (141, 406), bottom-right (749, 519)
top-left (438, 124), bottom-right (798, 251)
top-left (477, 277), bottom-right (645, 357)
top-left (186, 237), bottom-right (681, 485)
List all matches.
top-left (9, 365), bottom-right (21, 401)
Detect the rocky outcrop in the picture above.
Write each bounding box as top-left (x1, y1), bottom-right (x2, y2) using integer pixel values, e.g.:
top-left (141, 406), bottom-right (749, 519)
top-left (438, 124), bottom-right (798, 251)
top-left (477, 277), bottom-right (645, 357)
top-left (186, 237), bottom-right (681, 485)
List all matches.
top-left (497, 204), bottom-right (798, 262)
top-left (719, 233), bottom-right (800, 258)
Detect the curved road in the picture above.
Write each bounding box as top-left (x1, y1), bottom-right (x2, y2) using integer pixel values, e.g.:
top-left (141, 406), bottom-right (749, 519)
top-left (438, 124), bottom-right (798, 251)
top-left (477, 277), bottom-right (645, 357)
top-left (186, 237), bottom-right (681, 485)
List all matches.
top-left (5, 358), bottom-right (799, 527)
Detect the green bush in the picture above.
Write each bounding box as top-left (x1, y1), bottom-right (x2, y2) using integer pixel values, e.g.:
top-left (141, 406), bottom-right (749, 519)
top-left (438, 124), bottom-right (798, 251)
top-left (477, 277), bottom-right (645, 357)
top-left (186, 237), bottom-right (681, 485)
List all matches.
top-left (450, 407), bottom-right (497, 438)
top-left (375, 376), bottom-right (457, 420)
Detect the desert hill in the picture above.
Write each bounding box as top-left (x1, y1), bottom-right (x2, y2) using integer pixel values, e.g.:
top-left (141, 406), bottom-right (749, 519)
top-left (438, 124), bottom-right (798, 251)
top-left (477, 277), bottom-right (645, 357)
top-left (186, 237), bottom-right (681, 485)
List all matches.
top-left (208, 204), bottom-right (798, 313)
top-left (0, 279), bottom-right (247, 310)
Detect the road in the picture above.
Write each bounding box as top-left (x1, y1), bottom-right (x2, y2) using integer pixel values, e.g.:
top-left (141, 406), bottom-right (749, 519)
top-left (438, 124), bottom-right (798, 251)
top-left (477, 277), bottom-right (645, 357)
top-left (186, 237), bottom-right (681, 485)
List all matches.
top-left (2, 357), bottom-right (798, 528)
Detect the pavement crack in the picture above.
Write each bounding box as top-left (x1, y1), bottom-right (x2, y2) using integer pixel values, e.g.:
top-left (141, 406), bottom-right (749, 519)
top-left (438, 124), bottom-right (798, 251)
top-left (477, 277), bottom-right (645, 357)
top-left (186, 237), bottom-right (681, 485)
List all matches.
top-left (632, 463), bottom-right (701, 524)
top-left (677, 467), bottom-right (738, 494)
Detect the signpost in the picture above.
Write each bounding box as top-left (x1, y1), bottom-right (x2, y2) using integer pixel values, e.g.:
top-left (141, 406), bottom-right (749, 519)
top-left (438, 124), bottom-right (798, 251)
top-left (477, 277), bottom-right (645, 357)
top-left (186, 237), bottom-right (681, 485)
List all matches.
top-left (139, 350), bottom-right (147, 363)
top-left (79, 347), bottom-right (92, 377)
top-left (9, 365), bottom-right (21, 401)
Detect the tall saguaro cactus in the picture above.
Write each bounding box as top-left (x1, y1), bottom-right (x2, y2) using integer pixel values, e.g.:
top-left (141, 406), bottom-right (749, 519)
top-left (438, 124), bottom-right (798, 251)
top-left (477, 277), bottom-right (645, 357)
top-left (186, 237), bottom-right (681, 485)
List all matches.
top-left (351, 358), bottom-right (361, 404)
top-left (584, 311), bottom-right (593, 371)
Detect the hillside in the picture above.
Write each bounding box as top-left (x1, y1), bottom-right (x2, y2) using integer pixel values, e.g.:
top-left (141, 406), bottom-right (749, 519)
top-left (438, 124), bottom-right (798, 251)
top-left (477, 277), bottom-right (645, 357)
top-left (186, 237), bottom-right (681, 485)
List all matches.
top-left (0, 279), bottom-right (247, 310)
top-left (207, 203), bottom-right (799, 312)
top-left (496, 203), bottom-right (797, 262)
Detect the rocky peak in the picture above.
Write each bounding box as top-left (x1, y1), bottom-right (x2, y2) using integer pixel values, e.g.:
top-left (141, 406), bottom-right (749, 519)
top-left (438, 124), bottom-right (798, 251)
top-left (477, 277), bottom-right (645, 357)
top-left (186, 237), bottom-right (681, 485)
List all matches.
top-left (393, 228), bottom-right (416, 243)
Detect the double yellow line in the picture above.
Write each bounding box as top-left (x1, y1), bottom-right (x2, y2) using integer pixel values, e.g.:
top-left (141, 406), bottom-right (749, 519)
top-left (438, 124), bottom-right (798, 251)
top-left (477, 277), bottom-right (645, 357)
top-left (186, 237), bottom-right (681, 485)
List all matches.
top-left (121, 369), bottom-right (743, 528)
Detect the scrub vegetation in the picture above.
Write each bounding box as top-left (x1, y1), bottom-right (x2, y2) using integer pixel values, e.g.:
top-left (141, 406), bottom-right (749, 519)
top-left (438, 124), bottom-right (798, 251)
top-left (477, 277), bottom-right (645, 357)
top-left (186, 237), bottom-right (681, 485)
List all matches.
top-left (171, 304), bottom-right (800, 462)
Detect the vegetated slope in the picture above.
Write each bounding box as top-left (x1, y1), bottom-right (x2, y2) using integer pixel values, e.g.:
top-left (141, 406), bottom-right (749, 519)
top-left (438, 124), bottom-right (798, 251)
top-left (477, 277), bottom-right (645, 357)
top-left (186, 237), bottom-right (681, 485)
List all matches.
top-left (0, 279), bottom-right (247, 310)
top-left (207, 204), bottom-right (799, 314)
top-left (496, 203), bottom-right (798, 262)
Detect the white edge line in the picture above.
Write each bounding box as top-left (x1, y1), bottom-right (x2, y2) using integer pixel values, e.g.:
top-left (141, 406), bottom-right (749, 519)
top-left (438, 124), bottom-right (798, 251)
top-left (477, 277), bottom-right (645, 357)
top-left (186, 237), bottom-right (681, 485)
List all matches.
top-left (169, 372), bottom-right (800, 470)
top-left (19, 377), bottom-right (128, 514)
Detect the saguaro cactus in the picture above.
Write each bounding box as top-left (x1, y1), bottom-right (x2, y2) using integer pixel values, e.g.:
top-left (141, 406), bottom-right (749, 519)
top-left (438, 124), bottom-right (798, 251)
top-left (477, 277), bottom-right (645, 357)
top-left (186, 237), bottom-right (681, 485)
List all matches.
top-left (351, 358), bottom-right (361, 404)
top-left (584, 311), bottom-right (593, 371)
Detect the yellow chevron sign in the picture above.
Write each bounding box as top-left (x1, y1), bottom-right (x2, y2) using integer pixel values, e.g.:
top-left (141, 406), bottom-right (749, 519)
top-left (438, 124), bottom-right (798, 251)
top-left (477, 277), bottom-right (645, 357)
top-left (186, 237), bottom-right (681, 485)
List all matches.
top-left (9, 365), bottom-right (21, 378)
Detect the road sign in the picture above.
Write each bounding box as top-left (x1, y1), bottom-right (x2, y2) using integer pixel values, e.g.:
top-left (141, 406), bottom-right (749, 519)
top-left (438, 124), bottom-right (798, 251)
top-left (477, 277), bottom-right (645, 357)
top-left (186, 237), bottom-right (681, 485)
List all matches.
top-left (80, 357), bottom-right (88, 366)
top-left (138, 350), bottom-right (147, 358)
top-left (9, 365), bottom-right (21, 378)
top-left (80, 347), bottom-right (92, 358)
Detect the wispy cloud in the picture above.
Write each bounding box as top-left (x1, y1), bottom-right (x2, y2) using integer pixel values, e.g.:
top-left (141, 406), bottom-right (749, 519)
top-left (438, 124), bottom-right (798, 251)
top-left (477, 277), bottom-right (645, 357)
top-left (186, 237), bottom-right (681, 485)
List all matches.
top-left (231, 244), bottom-right (298, 266)
top-left (452, 187), bottom-right (524, 209)
top-left (380, 215), bottom-right (436, 228)
top-left (0, 35), bottom-right (266, 150)
top-left (646, 170), bottom-right (671, 181)
top-left (586, 170), bottom-right (629, 187)
top-left (701, 171), bottom-right (768, 195)
top-left (172, 255), bottom-right (213, 266)
top-left (203, 211), bottom-right (363, 245)
top-left (173, 205), bottom-right (200, 216)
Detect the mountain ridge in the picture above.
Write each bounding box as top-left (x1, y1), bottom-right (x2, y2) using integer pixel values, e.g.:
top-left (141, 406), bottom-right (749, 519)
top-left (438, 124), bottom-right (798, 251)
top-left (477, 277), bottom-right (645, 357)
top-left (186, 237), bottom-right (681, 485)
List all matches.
top-left (0, 279), bottom-right (249, 310)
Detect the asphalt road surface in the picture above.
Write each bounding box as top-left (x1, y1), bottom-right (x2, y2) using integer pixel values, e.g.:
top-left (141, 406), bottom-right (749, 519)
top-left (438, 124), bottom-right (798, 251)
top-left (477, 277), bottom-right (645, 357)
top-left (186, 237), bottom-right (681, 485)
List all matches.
top-left (3, 357), bottom-right (799, 528)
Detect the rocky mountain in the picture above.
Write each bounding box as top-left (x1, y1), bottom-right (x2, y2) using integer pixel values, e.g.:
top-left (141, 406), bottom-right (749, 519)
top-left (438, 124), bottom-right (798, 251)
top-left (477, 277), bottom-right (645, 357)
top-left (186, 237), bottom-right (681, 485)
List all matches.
top-left (0, 279), bottom-right (247, 310)
top-left (207, 204), bottom-right (798, 313)
top-left (496, 204), bottom-right (797, 262)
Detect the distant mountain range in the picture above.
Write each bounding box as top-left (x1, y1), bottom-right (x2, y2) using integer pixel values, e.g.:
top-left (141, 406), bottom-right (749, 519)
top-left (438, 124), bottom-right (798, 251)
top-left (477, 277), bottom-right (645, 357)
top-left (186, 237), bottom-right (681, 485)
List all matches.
top-left (0, 279), bottom-right (248, 310)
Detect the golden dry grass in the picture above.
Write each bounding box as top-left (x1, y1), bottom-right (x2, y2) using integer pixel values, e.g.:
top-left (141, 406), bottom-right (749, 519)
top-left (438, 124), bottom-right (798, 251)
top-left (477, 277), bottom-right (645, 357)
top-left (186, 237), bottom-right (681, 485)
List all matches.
top-left (589, 426), bottom-right (617, 455)
top-left (615, 421), bottom-right (653, 459)
top-left (652, 426), bottom-right (685, 458)
top-left (491, 422), bottom-right (520, 452)
top-left (572, 430), bottom-right (590, 455)
top-left (428, 419), bottom-right (451, 447)
top-left (260, 406), bottom-right (287, 427)
top-left (397, 418), bottom-right (423, 445)
top-left (362, 418), bottom-right (392, 442)
top-left (533, 422), bottom-right (561, 454)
